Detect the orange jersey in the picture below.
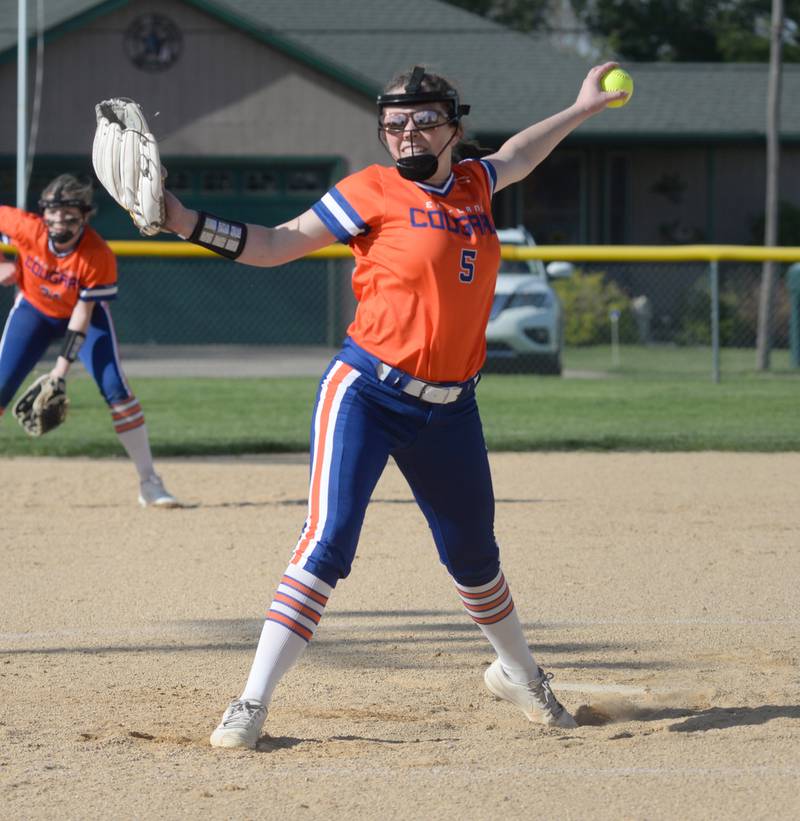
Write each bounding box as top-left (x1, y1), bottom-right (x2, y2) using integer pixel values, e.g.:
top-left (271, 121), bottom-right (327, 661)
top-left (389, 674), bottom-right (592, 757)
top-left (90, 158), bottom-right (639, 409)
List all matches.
top-left (0, 206), bottom-right (117, 319)
top-left (312, 160), bottom-right (500, 382)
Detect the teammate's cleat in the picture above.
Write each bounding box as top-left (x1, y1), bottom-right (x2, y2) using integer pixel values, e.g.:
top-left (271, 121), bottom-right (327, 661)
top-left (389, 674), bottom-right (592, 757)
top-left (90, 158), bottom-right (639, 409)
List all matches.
top-left (210, 699), bottom-right (268, 749)
top-left (138, 474), bottom-right (181, 508)
top-left (484, 659), bottom-right (577, 728)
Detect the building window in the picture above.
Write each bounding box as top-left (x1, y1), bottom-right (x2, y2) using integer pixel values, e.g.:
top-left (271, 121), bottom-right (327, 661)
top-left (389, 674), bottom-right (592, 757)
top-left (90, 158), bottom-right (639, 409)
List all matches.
top-left (202, 170), bottom-right (234, 192)
top-left (244, 170), bottom-right (278, 193)
top-left (285, 168), bottom-right (328, 194)
top-left (160, 162), bottom-right (337, 197)
top-left (168, 169), bottom-right (192, 192)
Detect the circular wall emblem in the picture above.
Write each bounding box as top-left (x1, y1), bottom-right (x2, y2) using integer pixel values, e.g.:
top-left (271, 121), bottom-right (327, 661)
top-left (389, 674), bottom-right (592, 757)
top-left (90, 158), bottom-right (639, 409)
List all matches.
top-left (124, 14), bottom-right (183, 72)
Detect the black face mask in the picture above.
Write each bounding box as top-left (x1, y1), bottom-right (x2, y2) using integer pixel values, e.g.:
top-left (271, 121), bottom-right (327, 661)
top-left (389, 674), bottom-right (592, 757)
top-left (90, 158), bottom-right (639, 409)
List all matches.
top-left (395, 154), bottom-right (438, 182)
top-left (43, 211), bottom-right (85, 246)
top-left (392, 128), bottom-right (460, 182)
top-left (48, 227), bottom-right (78, 244)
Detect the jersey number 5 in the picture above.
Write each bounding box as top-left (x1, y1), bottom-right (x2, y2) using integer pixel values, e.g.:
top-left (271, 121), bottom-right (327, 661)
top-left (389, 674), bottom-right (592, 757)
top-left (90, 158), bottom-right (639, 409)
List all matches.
top-left (459, 249), bottom-right (477, 283)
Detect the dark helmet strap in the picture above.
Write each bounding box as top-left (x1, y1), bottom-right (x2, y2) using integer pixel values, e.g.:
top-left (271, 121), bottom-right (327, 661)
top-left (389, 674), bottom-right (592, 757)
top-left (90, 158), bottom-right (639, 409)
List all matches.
top-left (38, 197), bottom-right (93, 214)
top-left (405, 66), bottom-right (426, 94)
top-left (377, 67), bottom-right (470, 120)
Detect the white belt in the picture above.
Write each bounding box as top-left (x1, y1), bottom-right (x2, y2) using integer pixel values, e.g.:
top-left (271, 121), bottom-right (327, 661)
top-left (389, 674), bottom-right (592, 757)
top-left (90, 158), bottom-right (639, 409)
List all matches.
top-left (376, 361), bottom-right (468, 404)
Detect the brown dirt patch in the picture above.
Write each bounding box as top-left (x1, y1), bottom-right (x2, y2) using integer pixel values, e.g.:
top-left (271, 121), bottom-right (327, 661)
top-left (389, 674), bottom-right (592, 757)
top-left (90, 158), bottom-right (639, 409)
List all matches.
top-left (2, 453), bottom-right (799, 819)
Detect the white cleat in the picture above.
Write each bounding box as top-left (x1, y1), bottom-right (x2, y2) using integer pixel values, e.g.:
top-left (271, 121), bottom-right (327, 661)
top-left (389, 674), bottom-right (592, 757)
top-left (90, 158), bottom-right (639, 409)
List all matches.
top-left (138, 474), bottom-right (181, 508)
top-left (484, 659), bottom-right (578, 728)
top-left (210, 699), bottom-right (268, 749)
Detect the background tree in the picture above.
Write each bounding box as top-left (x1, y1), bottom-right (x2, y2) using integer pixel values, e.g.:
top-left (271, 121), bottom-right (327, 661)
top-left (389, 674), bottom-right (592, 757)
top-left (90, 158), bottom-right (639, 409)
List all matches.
top-left (446, 0), bottom-right (800, 62)
top-left (443, 0), bottom-right (554, 31)
top-left (571, 0), bottom-right (800, 61)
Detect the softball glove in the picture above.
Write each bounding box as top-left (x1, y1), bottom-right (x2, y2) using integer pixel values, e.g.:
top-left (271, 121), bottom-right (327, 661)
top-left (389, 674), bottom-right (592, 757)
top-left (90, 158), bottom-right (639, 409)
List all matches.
top-left (13, 375), bottom-right (70, 437)
top-left (92, 97), bottom-right (165, 236)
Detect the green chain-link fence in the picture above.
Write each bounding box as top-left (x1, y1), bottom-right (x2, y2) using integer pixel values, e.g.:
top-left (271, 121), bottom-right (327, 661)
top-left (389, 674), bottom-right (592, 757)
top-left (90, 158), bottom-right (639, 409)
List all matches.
top-left (106, 256), bottom-right (353, 347)
top-left (1, 245), bottom-right (798, 379)
top-left (563, 261), bottom-right (793, 349)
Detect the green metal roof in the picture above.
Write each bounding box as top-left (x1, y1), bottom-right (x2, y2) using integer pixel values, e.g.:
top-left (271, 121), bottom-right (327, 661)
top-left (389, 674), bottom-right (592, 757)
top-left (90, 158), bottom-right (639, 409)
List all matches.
top-left (1, 0), bottom-right (798, 140)
top-left (0, 0), bottom-right (126, 52)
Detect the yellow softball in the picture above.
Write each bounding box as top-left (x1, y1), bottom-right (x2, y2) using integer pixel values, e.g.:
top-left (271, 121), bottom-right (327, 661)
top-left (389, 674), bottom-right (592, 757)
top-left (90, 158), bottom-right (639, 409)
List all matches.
top-left (600, 68), bottom-right (633, 108)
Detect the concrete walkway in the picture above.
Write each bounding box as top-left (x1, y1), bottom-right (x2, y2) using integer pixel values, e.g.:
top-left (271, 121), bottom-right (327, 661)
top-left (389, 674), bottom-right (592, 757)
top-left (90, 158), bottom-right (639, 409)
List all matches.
top-left (116, 345), bottom-right (338, 378)
top-left (47, 344), bottom-right (603, 379)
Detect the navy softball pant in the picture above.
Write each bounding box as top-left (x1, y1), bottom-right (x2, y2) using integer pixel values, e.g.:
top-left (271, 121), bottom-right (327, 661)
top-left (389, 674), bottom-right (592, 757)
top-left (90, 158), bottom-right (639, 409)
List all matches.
top-left (0, 295), bottom-right (132, 410)
top-left (288, 338), bottom-right (500, 589)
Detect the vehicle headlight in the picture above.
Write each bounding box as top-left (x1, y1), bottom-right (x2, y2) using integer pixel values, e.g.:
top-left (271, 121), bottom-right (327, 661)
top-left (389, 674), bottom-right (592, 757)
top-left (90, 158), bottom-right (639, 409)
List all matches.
top-left (523, 328), bottom-right (550, 345)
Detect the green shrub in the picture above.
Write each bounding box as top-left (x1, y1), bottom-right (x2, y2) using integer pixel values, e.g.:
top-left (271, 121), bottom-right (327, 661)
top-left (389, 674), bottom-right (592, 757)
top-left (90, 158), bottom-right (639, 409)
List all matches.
top-left (553, 269), bottom-right (637, 346)
top-left (677, 274), bottom-right (790, 347)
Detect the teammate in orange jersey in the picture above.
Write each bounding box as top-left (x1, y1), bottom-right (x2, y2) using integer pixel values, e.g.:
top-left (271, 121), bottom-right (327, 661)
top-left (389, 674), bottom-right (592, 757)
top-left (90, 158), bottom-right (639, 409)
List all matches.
top-left (160, 63), bottom-right (626, 747)
top-left (0, 173), bottom-right (180, 508)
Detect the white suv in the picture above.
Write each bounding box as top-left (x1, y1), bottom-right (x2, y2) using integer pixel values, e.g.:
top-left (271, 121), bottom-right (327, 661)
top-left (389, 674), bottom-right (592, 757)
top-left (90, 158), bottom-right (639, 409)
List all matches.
top-left (485, 226), bottom-right (573, 376)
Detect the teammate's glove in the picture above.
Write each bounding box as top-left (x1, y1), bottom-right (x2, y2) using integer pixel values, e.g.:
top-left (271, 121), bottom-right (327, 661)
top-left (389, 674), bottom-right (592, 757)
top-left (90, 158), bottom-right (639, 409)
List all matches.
top-left (12, 375), bottom-right (70, 437)
top-left (92, 97), bottom-right (165, 236)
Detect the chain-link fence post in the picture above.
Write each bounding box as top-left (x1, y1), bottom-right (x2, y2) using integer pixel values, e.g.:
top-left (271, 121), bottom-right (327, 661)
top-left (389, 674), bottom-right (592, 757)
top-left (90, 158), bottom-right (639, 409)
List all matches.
top-left (710, 260), bottom-right (720, 383)
top-left (326, 259), bottom-right (338, 348)
top-left (788, 262), bottom-right (800, 368)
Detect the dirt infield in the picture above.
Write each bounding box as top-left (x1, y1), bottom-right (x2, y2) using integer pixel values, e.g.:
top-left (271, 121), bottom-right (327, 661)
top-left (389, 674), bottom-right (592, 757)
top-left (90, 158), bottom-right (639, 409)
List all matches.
top-left (2, 452), bottom-right (799, 820)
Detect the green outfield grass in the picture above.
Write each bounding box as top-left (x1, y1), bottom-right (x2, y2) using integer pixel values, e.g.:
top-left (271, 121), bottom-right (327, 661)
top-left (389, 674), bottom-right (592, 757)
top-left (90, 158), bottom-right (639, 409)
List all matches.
top-left (565, 343), bottom-right (797, 378)
top-left (1, 345), bottom-right (797, 456)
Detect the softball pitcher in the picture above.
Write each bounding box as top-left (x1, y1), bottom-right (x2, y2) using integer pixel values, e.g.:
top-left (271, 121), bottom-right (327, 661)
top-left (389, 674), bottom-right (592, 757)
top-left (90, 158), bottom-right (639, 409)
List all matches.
top-left (0, 174), bottom-right (179, 507)
top-left (159, 62), bottom-right (626, 747)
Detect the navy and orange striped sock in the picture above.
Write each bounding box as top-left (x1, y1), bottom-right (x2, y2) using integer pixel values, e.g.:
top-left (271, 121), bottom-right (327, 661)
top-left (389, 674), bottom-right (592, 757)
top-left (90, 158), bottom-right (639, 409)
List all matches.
top-left (454, 570), bottom-right (540, 684)
top-left (241, 566), bottom-right (333, 706)
top-left (111, 396), bottom-right (145, 434)
top-left (266, 569), bottom-right (330, 641)
top-left (112, 396), bottom-right (156, 480)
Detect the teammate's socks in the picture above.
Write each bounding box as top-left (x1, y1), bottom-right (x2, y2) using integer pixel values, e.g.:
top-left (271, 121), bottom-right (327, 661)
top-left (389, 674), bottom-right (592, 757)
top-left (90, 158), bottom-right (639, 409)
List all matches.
top-left (113, 398), bottom-right (155, 479)
top-left (240, 566), bottom-right (332, 706)
top-left (453, 570), bottom-right (540, 684)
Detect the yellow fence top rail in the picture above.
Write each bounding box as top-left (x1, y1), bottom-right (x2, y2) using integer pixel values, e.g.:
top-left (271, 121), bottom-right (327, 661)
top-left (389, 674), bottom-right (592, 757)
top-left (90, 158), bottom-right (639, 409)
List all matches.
top-left (3, 242), bottom-right (800, 263)
top-left (100, 242), bottom-right (800, 263)
top-left (501, 244), bottom-right (800, 263)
